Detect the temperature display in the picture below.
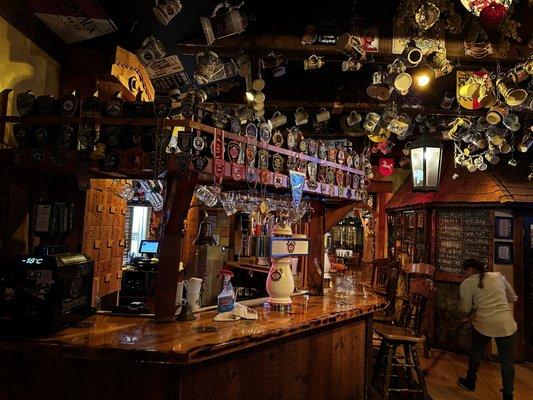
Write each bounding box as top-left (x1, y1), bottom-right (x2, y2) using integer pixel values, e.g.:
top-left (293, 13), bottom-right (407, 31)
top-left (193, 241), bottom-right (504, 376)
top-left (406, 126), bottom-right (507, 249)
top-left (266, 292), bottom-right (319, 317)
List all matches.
top-left (21, 258), bottom-right (43, 265)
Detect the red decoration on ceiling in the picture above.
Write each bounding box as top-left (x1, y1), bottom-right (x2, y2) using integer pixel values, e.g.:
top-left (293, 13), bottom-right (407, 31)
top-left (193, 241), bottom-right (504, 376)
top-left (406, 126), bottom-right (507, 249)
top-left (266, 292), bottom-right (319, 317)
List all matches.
top-left (378, 158), bottom-right (395, 177)
top-left (479, 3), bottom-right (508, 29)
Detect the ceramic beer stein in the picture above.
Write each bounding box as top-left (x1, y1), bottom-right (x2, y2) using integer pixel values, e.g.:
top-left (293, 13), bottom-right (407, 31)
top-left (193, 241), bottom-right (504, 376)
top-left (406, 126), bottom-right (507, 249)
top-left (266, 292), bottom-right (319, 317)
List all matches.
top-left (402, 40), bottom-right (423, 68)
top-left (136, 36), bottom-right (166, 67)
top-left (496, 76), bottom-right (527, 106)
top-left (294, 107), bottom-right (309, 126)
top-left (194, 51), bottom-right (224, 84)
top-left (200, 2), bottom-right (248, 44)
top-left (336, 33), bottom-right (365, 60)
top-left (303, 54), bottom-right (325, 70)
top-left (153, 0), bottom-right (182, 25)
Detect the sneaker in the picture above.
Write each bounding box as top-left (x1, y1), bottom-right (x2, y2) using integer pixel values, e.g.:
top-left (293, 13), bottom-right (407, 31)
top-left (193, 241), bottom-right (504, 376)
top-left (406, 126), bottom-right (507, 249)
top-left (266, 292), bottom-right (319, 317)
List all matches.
top-left (458, 377), bottom-right (476, 392)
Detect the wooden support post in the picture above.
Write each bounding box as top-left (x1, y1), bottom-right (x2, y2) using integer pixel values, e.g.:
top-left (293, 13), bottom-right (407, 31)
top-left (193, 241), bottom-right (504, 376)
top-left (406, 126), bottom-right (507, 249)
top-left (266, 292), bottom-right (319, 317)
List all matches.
top-left (154, 172), bottom-right (198, 322)
top-left (325, 201), bottom-right (355, 232)
top-left (376, 192), bottom-right (392, 259)
top-left (303, 200), bottom-right (325, 294)
top-left (0, 89), bottom-right (13, 148)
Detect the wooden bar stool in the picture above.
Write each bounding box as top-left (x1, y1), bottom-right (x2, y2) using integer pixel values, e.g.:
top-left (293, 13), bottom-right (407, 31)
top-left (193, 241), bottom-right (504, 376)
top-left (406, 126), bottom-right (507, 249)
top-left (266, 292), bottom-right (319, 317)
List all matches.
top-left (373, 293), bottom-right (432, 400)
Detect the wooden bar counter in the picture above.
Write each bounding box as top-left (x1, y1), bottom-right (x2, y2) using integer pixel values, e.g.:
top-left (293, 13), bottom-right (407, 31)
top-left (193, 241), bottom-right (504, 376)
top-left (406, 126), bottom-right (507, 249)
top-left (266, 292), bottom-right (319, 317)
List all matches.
top-left (0, 294), bottom-right (386, 400)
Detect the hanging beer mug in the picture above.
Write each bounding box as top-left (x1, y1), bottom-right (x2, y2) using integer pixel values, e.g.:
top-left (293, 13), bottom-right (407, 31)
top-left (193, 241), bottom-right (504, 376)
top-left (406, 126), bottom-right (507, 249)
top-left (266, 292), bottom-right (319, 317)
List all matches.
top-left (496, 76), bottom-right (528, 106)
top-left (335, 33), bottom-right (366, 61)
top-left (194, 51), bottom-right (224, 85)
top-left (153, 0), bottom-right (182, 25)
top-left (135, 36), bottom-right (166, 67)
top-left (200, 2), bottom-right (248, 45)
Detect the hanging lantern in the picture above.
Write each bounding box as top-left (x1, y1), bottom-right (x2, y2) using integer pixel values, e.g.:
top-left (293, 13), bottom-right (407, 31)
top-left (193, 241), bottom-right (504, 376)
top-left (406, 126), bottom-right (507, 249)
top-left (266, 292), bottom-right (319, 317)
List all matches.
top-left (193, 212), bottom-right (217, 246)
top-left (410, 131), bottom-right (443, 192)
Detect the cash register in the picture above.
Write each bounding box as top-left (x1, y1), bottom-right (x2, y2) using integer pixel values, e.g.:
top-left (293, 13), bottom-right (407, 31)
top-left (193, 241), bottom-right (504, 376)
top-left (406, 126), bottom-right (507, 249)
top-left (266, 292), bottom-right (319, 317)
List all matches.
top-left (130, 240), bottom-right (160, 271)
top-left (0, 253), bottom-right (94, 332)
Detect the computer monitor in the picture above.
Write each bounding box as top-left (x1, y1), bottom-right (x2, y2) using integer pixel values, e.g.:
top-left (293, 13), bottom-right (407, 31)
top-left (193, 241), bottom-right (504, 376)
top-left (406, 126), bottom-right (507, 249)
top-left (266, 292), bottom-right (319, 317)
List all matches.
top-left (139, 240), bottom-right (159, 255)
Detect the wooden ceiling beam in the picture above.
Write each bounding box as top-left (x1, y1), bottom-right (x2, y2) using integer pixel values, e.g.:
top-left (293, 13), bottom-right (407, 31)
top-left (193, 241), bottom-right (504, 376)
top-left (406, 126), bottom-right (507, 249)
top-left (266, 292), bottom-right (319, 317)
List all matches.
top-left (177, 33), bottom-right (528, 66)
top-left (0, 0), bottom-right (66, 62)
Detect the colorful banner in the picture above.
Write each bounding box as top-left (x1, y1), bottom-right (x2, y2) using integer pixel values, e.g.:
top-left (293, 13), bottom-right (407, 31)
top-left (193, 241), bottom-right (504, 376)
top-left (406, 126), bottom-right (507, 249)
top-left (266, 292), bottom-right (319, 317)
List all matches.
top-left (289, 170), bottom-right (306, 207)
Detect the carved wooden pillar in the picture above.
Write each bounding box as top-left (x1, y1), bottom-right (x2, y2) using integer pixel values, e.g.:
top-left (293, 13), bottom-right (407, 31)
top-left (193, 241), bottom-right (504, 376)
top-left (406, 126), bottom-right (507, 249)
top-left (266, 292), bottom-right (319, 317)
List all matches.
top-left (154, 173), bottom-right (198, 322)
top-left (375, 192), bottom-right (392, 259)
top-left (303, 200), bottom-right (325, 294)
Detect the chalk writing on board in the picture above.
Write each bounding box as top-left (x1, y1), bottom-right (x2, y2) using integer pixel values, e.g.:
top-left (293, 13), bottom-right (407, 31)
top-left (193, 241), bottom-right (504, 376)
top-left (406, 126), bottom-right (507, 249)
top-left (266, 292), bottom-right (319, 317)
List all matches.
top-left (435, 210), bottom-right (491, 273)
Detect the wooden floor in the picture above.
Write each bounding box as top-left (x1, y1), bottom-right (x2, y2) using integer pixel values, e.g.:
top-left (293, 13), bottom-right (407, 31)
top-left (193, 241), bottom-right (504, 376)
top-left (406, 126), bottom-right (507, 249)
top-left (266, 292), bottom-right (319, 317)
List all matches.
top-left (372, 349), bottom-right (533, 399)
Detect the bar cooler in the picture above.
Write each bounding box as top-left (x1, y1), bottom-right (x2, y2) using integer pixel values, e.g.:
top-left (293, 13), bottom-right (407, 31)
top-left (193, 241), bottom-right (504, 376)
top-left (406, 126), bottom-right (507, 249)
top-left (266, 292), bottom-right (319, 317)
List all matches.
top-left (0, 253), bottom-right (94, 332)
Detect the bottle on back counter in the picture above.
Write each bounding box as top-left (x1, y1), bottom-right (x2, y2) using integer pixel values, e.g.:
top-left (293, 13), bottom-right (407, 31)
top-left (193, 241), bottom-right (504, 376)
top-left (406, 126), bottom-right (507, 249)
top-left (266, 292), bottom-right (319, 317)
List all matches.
top-left (217, 270), bottom-right (235, 313)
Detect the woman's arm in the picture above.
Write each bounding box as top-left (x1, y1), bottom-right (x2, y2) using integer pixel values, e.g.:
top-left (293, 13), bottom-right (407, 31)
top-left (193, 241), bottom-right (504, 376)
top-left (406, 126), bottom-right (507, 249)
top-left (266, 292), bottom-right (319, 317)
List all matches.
top-left (459, 280), bottom-right (473, 315)
top-left (501, 274), bottom-right (518, 303)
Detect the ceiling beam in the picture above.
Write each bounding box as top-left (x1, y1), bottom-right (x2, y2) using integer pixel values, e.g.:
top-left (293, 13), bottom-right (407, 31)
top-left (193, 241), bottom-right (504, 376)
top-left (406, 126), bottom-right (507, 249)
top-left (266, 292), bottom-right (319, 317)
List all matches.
top-left (177, 32), bottom-right (528, 66)
top-left (0, 0), bottom-right (66, 63)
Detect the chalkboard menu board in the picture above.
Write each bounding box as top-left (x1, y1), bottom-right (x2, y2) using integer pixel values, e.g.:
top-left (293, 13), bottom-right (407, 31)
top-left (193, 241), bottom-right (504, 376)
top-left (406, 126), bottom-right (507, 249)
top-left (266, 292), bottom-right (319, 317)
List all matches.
top-left (435, 210), bottom-right (491, 273)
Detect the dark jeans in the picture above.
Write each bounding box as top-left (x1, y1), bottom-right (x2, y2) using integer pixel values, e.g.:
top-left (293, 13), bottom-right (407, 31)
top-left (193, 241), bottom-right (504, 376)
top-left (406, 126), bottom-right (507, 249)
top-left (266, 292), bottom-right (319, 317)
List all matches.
top-left (467, 328), bottom-right (516, 397)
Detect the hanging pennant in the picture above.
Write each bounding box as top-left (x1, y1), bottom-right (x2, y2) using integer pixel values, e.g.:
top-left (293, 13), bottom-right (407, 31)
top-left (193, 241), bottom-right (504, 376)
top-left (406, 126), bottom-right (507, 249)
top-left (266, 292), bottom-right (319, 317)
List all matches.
top-left (289, 170), bottom-right (306, 207)
top-left (213, 128), bottom-right (225, 183)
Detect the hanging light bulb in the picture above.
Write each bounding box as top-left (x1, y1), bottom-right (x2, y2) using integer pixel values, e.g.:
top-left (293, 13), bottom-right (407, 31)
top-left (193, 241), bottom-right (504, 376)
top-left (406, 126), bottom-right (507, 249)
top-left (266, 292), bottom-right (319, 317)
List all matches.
top-left (412, 65), bottom-right (435, 88)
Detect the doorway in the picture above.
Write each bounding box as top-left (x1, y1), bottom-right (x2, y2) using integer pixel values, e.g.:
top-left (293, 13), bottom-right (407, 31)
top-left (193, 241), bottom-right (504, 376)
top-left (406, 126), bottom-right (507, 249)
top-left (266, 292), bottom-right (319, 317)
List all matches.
top-left (524, 217), bottom-right (533, 360)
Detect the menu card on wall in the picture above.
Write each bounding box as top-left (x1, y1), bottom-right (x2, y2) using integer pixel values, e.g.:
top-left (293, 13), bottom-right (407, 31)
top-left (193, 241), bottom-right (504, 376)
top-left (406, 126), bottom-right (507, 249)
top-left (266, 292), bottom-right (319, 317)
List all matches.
top-left (435, 210), bottom-right (491, 273)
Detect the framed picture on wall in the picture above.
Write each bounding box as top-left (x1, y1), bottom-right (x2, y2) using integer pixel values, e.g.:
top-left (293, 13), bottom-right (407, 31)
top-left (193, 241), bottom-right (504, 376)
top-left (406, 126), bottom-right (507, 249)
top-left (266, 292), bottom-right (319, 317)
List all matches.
top-left (495, 217), bottom-right (513, 239)
top-left (494, 241), bottom-right (513, 264)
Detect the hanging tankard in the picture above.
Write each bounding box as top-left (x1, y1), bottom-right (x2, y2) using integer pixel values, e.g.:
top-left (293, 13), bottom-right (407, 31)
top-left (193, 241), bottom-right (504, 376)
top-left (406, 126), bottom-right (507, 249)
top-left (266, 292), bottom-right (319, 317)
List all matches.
top-left (153, 0), bottom-right (182, 25)
top-left (200, 2), bottom-right (248, 44)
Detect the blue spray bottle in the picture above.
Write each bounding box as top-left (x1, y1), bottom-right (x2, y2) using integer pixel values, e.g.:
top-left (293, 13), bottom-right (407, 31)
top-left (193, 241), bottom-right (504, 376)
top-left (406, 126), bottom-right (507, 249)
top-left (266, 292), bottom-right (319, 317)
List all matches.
top-left (217, 269), bottom-right (235, 313)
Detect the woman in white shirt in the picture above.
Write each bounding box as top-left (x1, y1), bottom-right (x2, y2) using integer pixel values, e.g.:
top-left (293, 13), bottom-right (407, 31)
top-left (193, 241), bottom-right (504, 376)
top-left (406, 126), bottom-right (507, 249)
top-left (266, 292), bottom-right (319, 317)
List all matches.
top-left (458, 258), bottom-right (518, 400)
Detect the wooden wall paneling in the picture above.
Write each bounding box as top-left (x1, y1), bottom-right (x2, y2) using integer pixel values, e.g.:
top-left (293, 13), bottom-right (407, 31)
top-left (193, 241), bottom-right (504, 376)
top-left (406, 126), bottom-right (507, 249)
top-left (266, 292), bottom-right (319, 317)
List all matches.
top-left (179, 319), bottom-right (368, 400)
top-left (513, 215), bottom-right (525, 362)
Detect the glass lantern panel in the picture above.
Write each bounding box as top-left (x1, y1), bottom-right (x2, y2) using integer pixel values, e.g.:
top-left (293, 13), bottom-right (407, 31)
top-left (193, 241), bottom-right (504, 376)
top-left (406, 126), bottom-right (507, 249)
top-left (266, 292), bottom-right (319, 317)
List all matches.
top-left (425, 147), bottom-right (441, 187)
top-left (411, 147), bottom-right (425, 188)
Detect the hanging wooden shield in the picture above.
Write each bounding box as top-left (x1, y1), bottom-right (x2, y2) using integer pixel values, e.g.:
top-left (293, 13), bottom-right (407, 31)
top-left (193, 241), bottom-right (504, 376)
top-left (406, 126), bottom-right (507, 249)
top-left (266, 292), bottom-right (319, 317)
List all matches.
top-left (272, 153), bottom-right (284, 172)
top-left (80, 95), bottom-right (102, 117)
top-left (287, 156), bottom-right (297, 170)
top-left (259, 123), bottom-right (272, 143)
top-left (30, 149), bottom-right (45, 164)
top-left (154, 96), bottom-right (172, 118)
top-left (191, 154), bottom-right (209, 171)
top-left (318, 165), bottom-right (327, 183)
top-left (345, 172), bottom-right (352, 187)
top-left (273, 172), bottom-right (284, 188)
top-left (100, 150), bottom-right (120, 172)
top-left (35, 95), bottom-right (55, 116)
top-left (58, 92), bottom-right (78, 117)
top-left (327, 147), bottom-right (337, 162)
top-left (50, 149), bottom-right (70, 167)
top-left (297, 159), bottom-right (307, 173)
top-left (176, 152), bottom-right (191, 173)
top-left (227, 141), bottom-right (240, 163)
top-left (13, 123), bottom-right (31, 147)
top-left (298, 139), bottom-right (308, 154)
top-left (177, 130), bottom-right (193, 152)
top-left (132, 91), bottom-right (145, 117)
top-left (180, 101), bottom-right (194, 118)
top-left (231, 163), bottom-right (245, 181)
top-left (272, 130), bottom-right (284, 147)
top-left (16, 91), bottom-right (35, 116)
top-left (230, 116), bottom-right (242, 134)
top-left (318, 141), bottom-right (327, 159)
top-left (33, 126), bottom-right (48, 147)
top-left (245, 122), bottom-right (258, 139)
top-left (326, 167), bottom-right (335, 184)
top-left (103, 126), bottom-right (122, 147)
top-left (247, 166), bottom-right (257, 183)
top-left (308, 139), bottom-right (318, 156)
top-left (286, 128), bottom-right (297, 150)
top-left (123, 148), bottom-right (145, 172)
top-left (106, 94), bottom-right (123, 117)
top-left (336, 169), bottom-right (344, 186)
top-left (258, 149), bottom-right (269, 170)
top-left (246, 145), bottom-right (257, 166)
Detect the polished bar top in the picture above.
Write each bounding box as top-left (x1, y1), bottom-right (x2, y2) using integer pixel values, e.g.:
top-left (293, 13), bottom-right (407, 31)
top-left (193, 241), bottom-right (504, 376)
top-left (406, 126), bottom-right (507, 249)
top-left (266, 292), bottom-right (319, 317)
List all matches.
top-left (0, 294), bottom-right (386, 365)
